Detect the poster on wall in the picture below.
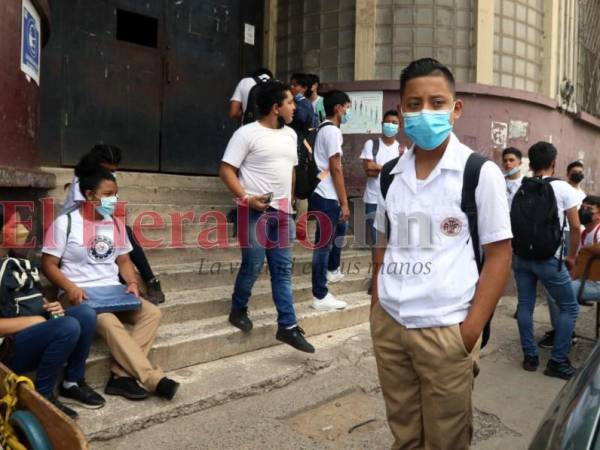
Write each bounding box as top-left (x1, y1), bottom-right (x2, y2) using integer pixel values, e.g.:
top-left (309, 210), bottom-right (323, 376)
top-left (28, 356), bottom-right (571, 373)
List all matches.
top-left (20, 0), bottom-right (41, 85)
top-left (340, 91), bottom-right (383, 134)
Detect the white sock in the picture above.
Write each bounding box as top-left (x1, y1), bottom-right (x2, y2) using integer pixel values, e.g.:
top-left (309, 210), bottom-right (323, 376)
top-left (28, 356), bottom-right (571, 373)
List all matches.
top-left (63, 380), bottom-right (78, 389)
top-left (285, 324), bottom-right (297, 330)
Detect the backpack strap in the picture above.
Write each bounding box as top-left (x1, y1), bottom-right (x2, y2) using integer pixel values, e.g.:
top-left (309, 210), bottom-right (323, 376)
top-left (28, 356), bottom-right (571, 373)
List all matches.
top-left (371, 138), bottom-right (380, 160)
top-left (542, 177), bottom-right (567, 270)
top-left (379, 156), bottom-right (401, 239)
top-left (460, 153), bottom-right (487, 273)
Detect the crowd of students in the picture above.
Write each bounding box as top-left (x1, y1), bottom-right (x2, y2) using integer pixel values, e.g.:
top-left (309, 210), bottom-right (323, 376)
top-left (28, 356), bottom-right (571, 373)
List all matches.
top-left (0, 56), bottom-right (596, 449)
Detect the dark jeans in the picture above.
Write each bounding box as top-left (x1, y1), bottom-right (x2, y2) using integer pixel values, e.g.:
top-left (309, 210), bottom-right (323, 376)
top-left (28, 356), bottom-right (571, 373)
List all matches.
top-left (365, 202), bottom-right (377, 251)
top-left (231, 207), bottom-right (297, 328)
top-left (7, 304), bottom-right (97, 398)
top-left (513, 254), bottom-right (579, 363)
top-left (309, 193), bottom-right (349, 299)
top-left (126, 225), bottom-right (155, 282)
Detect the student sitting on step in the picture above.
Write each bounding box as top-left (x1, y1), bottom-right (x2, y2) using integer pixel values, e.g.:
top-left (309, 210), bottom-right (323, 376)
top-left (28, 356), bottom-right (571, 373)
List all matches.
top-left (42, 168), bottom-right (179, 401)
top-left (0, 209), bottom-right (104, 420)
top-left (61, 145), bottom-right (166, 305)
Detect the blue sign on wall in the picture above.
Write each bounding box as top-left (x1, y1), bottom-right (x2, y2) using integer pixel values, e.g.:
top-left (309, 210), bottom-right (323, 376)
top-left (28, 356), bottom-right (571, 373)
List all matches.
top-left (20, 0), bottom-right (41, 85)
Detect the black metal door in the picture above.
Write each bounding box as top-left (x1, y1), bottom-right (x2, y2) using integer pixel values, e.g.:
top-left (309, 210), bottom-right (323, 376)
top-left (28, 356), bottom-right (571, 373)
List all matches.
top-left (161, 0), bottom-right (263, 175)
top-left (57, 0), bottom-right (163, 170)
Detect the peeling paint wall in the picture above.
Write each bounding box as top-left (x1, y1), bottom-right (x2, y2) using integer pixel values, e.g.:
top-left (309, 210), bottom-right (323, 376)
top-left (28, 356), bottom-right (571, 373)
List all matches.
top-left (322, 81), bottom-right (600, 196)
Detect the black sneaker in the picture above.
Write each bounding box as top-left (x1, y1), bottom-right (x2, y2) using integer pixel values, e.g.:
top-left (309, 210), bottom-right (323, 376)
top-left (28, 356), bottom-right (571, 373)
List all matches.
top-left (49, 396), bottom-right (78, 420)
top-left (59, 380), bottom-right (106, 409)
top-left (276, 326), bottom-right (315, 353)
top-left (155, 377), bottom-right (180, 401)
top-left (522, 355), bottom-right (539, 372)
top-left (146, 278), bottom-right (166, 305)
top-left (105, 375), bottom-right (149, 400)
top-left (538, 330), bottom-right (555, 349)
top-left (229, 308), bottom-right (253, 332)
top-left (544, 359), bottom-right (577, 380)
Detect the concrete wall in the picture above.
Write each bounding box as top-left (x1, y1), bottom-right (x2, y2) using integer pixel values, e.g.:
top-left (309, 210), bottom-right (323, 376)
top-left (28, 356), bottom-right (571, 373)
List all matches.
top-left (372, 0), bottom-right (475, 82)
top-left (276, 0), bottom-right (356, 82)
top-left (321, 80), bottom-right (600, 197)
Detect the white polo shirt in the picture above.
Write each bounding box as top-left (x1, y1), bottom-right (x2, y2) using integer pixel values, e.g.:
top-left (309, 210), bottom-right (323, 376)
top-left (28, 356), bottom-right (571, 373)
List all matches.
top-left (374, 133), bottom-right (512, 328)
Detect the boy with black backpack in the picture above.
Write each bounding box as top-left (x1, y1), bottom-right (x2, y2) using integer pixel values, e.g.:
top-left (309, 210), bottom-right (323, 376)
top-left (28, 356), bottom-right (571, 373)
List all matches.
top-left (511, 141), bottom-right (581, 380)
top-left (370, 58), bottom-right (512, 449)
top-left (228, 68), bottom-right (273, 124)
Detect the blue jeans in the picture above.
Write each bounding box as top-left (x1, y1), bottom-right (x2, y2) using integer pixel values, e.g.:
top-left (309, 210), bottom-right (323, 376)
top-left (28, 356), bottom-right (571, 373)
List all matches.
top-left (231, 207), bottom-right (297, 328)
top-left (571, 279), bottom-right (600, 302)
top-left (513, 255), bottom-right (579, 362)
top-left (309, 193), bottom-right (349, 299)
top-left (7, 304), bottom-right (97, 398)
top-left (365, 202), bottom-right (377, 251)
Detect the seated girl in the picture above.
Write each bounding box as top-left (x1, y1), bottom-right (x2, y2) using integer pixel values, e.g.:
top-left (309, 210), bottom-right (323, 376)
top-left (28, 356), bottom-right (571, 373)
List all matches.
top-left (61, 144), bottom-right (166, 304)
top-left (42, 168), bottom-right (179, 401)
top-left (0, 209), bottom-right (103, 420)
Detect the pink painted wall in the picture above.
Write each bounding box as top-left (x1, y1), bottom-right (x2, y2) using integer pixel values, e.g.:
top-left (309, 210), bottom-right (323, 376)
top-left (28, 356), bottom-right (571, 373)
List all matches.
top-left (322, 81), bottom-right (600, 197)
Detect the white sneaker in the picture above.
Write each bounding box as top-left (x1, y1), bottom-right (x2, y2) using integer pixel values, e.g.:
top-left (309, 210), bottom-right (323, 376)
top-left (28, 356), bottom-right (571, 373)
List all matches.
top-left (326, 268), bottom-right (345, 284)
top-left (311, 293), bottom-right (348, 311)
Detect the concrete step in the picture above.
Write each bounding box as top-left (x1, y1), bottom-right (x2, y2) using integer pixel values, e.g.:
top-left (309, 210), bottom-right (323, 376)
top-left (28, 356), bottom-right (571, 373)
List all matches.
top-left (144, 234), bottom-right (356, 265)
top-left (77, 323), bottom-right (373, 442)
top-left (153, 250), bottom-right (372, 292)
top-left (44, 167), bottom-right (225, 191)
top-left (84, 291), bottom-right (370, 387)
top-left (47, 186), bottom-right (233, 206)
top-left (159, 272), bottom-right (369, 324)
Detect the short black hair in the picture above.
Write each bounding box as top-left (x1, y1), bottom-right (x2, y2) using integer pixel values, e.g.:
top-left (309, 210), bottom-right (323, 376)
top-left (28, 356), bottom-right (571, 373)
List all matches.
top-left (502, 147), bottom-right (522, 160)
top-left (400, 58), bottom-right (456, 98)
top-left (567, 160), bottom-right (584, 173)
top-left (251, 68), bottom-right (273, 79)
top-left (583, 195), bottom-right (600, 209)
top-left (528, 141), bottom-right (557, 172)
top-left (383, 109), bottom-right (399, 121)
top-left (78, 167), bottom-right (116, 198)
top-left (256, 80), bottom-right (292, 117)
top-left (306, 73), bottom-right (320, 86)
top-left (324, 90), bottom-right (351, 117)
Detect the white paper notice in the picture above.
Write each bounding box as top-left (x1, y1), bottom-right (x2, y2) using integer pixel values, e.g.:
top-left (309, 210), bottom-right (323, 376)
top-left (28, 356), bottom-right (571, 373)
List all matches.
top-left (244, 23), bottom-right (255, 46)
top-left (340, 91), bottom-right (384, 134)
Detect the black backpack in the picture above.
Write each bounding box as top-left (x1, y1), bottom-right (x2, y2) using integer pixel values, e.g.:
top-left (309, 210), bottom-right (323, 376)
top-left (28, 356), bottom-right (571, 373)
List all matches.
top-left (242, 76), bottom-right (269, 125)
top-left (380, 152), bottom-right (494, 348)
top-left (0, 257), bottom-right (45, 318)
top-left (510, 177), bottom-right (564, 262)
top-left (294, 122), bottom-right (334, 200)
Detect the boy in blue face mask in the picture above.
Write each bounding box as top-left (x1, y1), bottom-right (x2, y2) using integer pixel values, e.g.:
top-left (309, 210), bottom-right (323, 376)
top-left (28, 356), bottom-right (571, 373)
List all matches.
top-left (360, 110), bottom-right (403, 257)
top-left (370, 58), bottom-right (513, 450)
top-left (502, 147), bottom-right (524, 208)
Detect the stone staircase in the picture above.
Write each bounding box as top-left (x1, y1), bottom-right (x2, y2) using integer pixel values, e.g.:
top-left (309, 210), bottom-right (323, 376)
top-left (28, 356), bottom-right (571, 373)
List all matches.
top-left (43, 168), bottom-right (372, 389)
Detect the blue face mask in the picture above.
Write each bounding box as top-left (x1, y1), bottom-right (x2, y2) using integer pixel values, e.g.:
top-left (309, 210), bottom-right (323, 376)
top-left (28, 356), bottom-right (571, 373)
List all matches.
top-left (504, 167), bottom-right (520, 177)
top-left (402, 108), bottom-right (454, 151)
top-left (382, 123), bottom-right (399, 137)
top-left (341, 108), bottom-right (352, 125)
top-left (96, 195), bottom-right (118, 218)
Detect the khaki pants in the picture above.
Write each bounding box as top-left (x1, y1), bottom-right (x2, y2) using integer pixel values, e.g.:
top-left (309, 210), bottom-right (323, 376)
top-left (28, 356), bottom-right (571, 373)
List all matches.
top-left (370, 302), bottom-right (480, 450)
top-left (96, 299), bottom-right (164, 391)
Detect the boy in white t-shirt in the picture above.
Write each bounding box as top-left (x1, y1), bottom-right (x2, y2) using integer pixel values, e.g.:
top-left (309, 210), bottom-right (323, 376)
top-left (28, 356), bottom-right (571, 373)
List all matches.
top-left (512, 142), bottom-right (581, 380)
top-left (502, 147), bottom-right (524, 208)
top-left (228, 68), bottom-right (273, 121)
top-left (308, 90), bottom-right (352, 312)
top-left (360, 109), bottom-right (402, 250)
top-left (220, 80), bottom-right (314, 353)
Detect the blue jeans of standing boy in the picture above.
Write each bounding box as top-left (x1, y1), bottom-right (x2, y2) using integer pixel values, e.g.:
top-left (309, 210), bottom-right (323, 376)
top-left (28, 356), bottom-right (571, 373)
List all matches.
top-left (513, 254), bottom-right (579, 363)
top-left (309, 193), bottom-right (349, 299)
top-left (7, 304), bottom-right (97, 398)
top-left (231, 207), bottom-right (297, 328)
